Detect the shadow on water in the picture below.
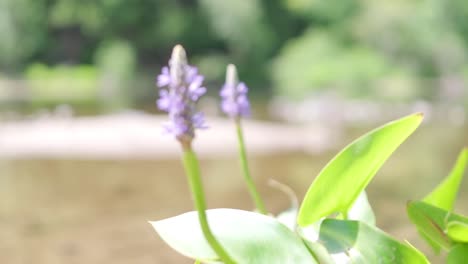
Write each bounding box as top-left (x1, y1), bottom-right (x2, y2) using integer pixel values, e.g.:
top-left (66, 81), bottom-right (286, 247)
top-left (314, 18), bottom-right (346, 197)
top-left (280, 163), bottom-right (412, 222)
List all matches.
top-left (0, 122), bottom-right (466, 263)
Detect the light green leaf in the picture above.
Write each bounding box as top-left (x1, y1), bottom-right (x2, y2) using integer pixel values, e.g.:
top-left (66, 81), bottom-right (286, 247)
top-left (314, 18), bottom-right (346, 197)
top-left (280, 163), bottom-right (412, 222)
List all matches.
top-left (347, 191), bottom-right (376, 226)
top-left (150, 209), bottom-right (317, 263)
top-left (298, 113), bottom-right (423, 227)
top-left (318, 219), bottom-right (429, 263)
top-left (447, 221), bottom-right (468, 243)
top-left (447, 244), bottom-right (468, 264)
top-left (424, 148), bottom-right (468, 211)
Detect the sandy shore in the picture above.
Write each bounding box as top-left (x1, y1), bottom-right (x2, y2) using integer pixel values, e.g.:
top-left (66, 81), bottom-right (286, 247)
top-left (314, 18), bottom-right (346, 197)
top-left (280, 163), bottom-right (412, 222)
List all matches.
top-left (0, 112), bottom-right (335, 159)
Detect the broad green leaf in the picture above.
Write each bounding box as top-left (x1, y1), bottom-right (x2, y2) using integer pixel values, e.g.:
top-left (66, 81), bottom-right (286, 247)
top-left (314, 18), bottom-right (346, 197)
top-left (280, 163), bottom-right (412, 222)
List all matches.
top-left (347, 191), bottom-right (376, 226)
top-left (424, 148), bottom-right (468, 211)
top-left (447, 244), bottom-right (468, 264)
top-left (447, 221), bottom-right (468, 243)
top-left (407, 201), bottom-right (468, 251)
top-left (298, 113), bottom-right (423, 227)
top-left (150, 209), bottom-right (317, 263)
top-left (318, 219), bottom-right (429, 263)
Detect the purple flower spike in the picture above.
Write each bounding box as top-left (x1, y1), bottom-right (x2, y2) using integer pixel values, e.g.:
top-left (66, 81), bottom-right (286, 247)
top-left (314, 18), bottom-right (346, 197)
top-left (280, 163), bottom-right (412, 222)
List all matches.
top-left (156, 45), bottom-right (207, 143)
top-left (220, 64), bottom-right (251, 118)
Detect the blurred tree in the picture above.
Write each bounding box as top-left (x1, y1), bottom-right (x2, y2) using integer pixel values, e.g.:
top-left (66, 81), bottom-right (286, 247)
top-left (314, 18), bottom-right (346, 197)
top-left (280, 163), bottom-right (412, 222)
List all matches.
top-left (95, 39), bottom-right (136, 110)
top-left (0, 0), bottom-right (466, 106)
top-left (0, 0), bottom-right (48, 70)
top-left (271, 29), bottom-right (391, 99)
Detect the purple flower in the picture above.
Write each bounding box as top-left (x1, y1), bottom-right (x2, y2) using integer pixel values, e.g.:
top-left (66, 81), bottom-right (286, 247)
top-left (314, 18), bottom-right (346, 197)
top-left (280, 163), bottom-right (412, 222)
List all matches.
top-left (220, 64), bottom-right (250, 118)
top-left (156, 45), bottom-right (207, 142)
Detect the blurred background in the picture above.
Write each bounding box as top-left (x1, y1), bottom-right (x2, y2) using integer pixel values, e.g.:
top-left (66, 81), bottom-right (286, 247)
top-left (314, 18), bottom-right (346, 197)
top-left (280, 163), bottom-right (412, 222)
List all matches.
top-left (0, 0), bottom-right (467, 263)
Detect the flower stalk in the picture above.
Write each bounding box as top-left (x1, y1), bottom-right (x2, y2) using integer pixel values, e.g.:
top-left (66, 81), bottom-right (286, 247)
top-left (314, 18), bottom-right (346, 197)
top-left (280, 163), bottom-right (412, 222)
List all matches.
top-left (221, 64), bottom-right (267, 214)
top-left (235, 119), bottom-right (267, 214)
top-left (157, 45), bottom-right (235, 263)
top-left (181, 144), bottom-right (235, 264)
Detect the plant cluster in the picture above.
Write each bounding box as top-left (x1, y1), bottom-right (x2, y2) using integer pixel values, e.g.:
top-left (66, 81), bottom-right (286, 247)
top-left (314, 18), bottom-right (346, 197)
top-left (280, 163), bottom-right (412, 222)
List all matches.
top-left (150, 45), bottom-right (468, 263)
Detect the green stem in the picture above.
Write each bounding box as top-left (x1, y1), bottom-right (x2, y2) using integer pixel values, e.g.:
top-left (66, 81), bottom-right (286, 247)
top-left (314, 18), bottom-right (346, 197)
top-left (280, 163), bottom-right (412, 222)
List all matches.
top-left (235, 119), bottom-right (267, 214)
top-left (182, 146), bottom-right (236, 264)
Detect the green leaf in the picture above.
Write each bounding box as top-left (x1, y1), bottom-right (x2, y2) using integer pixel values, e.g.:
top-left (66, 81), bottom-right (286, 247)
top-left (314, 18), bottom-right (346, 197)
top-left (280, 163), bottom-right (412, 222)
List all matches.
top-left (407, 201), bottom-right (452, 251)
top-left (347, 191), bottom-right (376, 226)
top-left (447, 221), bottom-right (468, 243)
top-left (424, 148), bottom-right (468, 211)
top-left (407, 201), bottom-right (468, 251)
top-left (318, 219), bottom-right (429, 263)
top-left (447, 244), bottom-right (468, 264)
top-left (298, 113), bottom-right (423, 227)
top-left (150, 209), bottom-right (317, 263)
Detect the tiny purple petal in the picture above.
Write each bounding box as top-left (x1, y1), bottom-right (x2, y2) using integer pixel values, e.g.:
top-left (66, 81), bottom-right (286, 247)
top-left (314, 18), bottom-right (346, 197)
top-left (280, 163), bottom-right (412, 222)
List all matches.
top-left (220, 82), bottom-right (251, 118)
top-left (189, 75), bottom-right (204, 89)
top-left (220, 85), bottom-right (231, 97)
top-left (185, 66), bottom-right (199, 83)
top-left (192, 112), bottom-right (207, 129)
top-left (237, 82), bottom-right (248, 94)
top-left (157, 67), bottom-right (171, 87)
top-left (190, 86), bottom-right (206, 100)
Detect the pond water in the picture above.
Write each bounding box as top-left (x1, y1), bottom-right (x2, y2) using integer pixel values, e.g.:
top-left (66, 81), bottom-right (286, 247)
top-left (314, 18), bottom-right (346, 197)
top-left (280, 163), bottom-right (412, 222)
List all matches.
top-left (0, 122), bottom-right (466, 263)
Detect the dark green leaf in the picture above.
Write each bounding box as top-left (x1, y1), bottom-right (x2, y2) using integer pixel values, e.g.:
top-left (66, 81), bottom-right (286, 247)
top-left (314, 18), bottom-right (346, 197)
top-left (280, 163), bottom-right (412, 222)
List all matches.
top-left (318, 219), bottom-right (429, 263)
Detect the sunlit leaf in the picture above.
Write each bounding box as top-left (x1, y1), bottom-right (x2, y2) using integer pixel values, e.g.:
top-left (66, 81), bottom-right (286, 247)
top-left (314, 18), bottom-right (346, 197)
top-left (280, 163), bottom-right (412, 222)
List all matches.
top-left (298, 113), bottom-right (423, 227)
top-left (318, 219), bottom-right (429, 263)
top-left (150, 209), bottom-right (317, 263)
top-left (424, 148), bottom-right (468, 211)
top-left (447, 244), bottom-right (468, 264)
top-left (447, 221), bottom-right (468, 243)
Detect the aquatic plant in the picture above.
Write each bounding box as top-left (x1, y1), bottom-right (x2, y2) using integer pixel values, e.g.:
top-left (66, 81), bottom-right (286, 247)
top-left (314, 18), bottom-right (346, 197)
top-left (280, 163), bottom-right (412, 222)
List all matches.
top-left (150, 45), bottom-right (468, 263)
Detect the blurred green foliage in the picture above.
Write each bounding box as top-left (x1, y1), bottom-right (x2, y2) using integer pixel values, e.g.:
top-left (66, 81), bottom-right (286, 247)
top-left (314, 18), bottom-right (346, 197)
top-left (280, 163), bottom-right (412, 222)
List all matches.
top-left (95, 39), bottom-right (136, 110)
top-left (25, 63), bottom-right (98, 104)
top-left (0, 0), bottom-right (467, 103)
